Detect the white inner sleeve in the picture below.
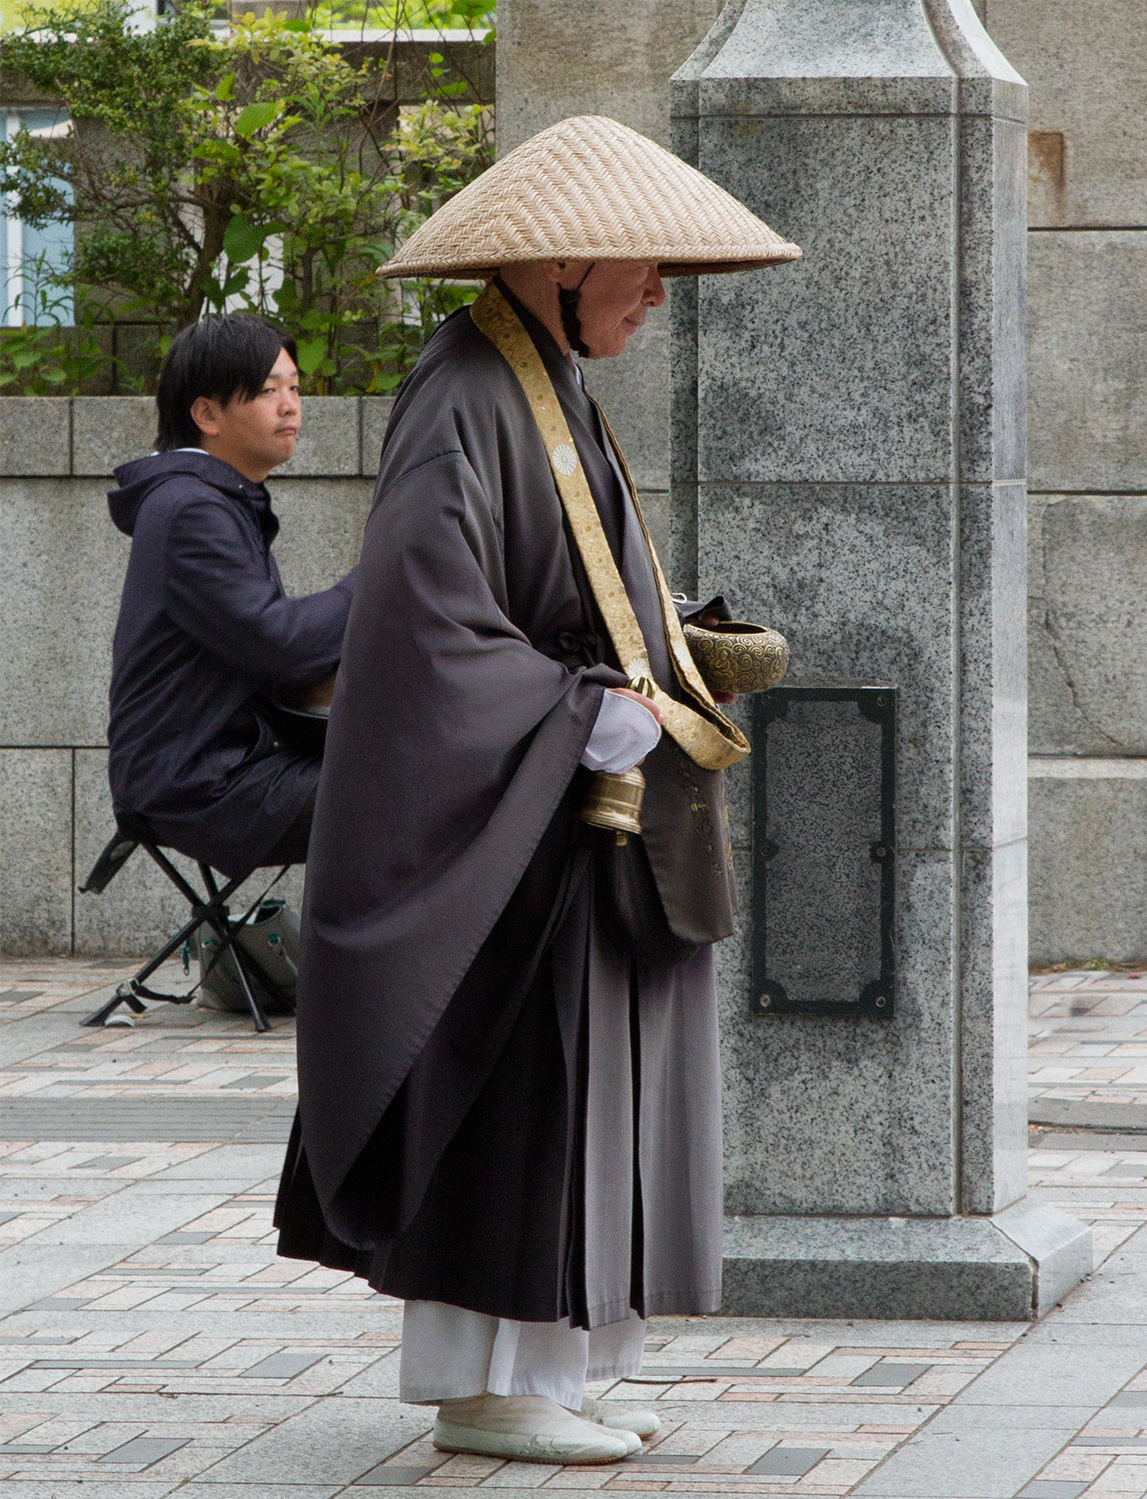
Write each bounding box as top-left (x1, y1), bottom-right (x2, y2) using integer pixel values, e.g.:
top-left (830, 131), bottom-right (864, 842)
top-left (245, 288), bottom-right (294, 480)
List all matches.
top-left (580, 689), bottom-right (662, 775)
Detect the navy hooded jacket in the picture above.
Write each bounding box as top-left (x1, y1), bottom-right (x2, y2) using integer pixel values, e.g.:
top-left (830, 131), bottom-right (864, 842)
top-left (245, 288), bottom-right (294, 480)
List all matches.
top-left (106, 450), bottom-right (355, 877)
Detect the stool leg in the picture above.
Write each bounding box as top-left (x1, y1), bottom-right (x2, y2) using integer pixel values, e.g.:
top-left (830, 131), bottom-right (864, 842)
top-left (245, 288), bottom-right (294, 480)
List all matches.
top-left (200, 905), bottom-right (271, 1034)
top-left (228, 942), bottom-right (271, 1033)
top-left (82, 982), bottom-right (149, 1028)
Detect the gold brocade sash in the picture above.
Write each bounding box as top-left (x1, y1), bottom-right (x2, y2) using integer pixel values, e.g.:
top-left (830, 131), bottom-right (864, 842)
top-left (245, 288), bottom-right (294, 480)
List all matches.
top-left (470, 281), bottom-right (749, 773)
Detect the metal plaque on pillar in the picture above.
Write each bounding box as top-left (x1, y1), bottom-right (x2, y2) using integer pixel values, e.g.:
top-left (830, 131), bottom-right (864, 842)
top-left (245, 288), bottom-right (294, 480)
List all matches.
top-left (751, 685), bottom-right (895, 1019)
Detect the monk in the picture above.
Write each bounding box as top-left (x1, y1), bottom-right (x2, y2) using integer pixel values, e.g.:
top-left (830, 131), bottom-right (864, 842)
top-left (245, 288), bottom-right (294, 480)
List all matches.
top-left (275, 115), bottom-right (800, 1465)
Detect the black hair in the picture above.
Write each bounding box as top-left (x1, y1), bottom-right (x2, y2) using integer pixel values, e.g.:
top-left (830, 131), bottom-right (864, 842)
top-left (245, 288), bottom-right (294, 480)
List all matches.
top-left (155, 314), bottom-right (299, 451)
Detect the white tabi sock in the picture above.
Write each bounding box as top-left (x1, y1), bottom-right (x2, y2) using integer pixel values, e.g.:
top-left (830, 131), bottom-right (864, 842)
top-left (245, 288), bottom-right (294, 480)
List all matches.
top-left (434, 1393), bottom-right (640, 1464)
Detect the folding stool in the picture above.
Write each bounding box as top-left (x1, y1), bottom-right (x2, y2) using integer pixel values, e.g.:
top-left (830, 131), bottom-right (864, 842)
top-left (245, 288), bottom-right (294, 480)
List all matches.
top-left (78, 810), bottom-right (294, 1032)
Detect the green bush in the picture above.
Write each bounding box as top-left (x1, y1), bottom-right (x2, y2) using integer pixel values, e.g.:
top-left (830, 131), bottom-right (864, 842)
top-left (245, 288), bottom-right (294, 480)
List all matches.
top-left (0, 0), bottom-right (493, 393)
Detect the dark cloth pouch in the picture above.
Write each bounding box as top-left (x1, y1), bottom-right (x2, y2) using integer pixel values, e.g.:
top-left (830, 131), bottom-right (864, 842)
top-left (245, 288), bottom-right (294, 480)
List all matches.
top-left (595, 830), bottom-right (702, 967)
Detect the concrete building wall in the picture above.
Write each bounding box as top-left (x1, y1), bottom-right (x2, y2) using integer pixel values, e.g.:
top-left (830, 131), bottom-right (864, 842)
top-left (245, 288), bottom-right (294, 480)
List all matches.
top-left (0, 396), bottom-right (387, 957)
top-left (986, 0), bottom-right (1147, 962)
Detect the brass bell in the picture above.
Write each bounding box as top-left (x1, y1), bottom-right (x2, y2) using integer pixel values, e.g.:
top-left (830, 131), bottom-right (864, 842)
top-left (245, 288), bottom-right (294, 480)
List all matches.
top-left (579, 766), bottom-right (645, 845)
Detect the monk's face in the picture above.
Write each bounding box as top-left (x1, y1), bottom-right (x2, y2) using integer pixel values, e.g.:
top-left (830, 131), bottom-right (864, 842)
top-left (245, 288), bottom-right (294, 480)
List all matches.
top-left (556, 260), bottom-right (666, 358)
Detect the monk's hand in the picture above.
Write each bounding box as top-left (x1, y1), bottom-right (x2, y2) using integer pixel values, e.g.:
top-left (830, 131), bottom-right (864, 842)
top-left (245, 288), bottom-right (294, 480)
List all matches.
top-left (609, 686), bottom-right (664, 726)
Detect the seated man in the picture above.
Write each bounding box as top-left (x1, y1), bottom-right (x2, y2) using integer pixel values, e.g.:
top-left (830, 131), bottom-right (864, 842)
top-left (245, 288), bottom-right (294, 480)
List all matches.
top-left (106, 314), bottom-right (354, 883)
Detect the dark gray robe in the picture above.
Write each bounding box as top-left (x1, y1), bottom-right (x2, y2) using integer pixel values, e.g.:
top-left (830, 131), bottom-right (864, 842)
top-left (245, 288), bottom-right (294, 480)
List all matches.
top-left (275, 288), bottom-right (732, 1328)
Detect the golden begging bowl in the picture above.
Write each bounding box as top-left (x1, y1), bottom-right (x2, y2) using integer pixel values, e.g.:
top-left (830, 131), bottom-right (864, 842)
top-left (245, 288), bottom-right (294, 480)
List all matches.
top-left (579, 766), bottom-right (646, 844)
top-left (683, 620), bottom-right (790, 696)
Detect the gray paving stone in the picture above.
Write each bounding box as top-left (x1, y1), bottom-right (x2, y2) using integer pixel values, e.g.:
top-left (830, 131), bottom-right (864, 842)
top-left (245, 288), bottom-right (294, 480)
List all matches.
top-left (852, 1421), bottom-right (1086, 1498)
top-left (0, 1097), bottom-right (295, 1142)
top-left (748, 1446), bottom-right (829, 1476)
top-left (240, 1351), bottom-right (327, 1379)
top-left (100, 1435), bottom-right (189, 1463)
top-left (148, 1146), bottom-right (286, 1182)
top-left (1017, 1485), bottom-right (1089, 1499)
top-left (174, 1489), bottom-right (341, 1499)
top-left (627, 1452), bottom-right (705, 1464)
top-left (952, 1334), bottom-right (1147, 1407)
top-left (31, 1187), bottom-right (229, 1246)
top-left (0, 1485), bottom-right (180, 1499)
top-left (353, 1466), bottom-right (439, 1485)
top-left (851, 1362), bottom-right (931, 1387)
top-left (193, 1398), bottom-right (433, 1484)
top-left (0, 1242), bottom-right (136, 1317)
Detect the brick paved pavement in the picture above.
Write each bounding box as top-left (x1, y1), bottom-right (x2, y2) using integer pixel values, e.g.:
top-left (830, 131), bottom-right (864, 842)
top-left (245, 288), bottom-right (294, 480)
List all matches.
top-left (3, 960), bottom-right (1147, 1498)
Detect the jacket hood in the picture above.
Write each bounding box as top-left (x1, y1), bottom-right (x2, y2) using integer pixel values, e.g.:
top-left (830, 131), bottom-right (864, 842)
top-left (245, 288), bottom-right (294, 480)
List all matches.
top-left (108, 450), bottom-right (272, 537)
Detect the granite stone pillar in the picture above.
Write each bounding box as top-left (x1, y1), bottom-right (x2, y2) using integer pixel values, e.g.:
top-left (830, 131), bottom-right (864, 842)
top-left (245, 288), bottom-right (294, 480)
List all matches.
top-left (673, 0), bottom-right (1090, 1318)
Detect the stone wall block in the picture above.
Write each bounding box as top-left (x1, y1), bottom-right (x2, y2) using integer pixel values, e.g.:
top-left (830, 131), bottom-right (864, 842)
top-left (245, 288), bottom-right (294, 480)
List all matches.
top-left (72, 397), bottom-right (154, 477)
top-left (0, 479), bottom-right (129, 748)
top-left (1028, 232), bottom-right (1147, 493)
top-left (359, 397), bottom-right (394, 478)
top-left (699, 482), bottom-right (957, 850)
top-left (1029, 764), bottom-right (1147, 965)
top-left (74, 749), bottom-right (304, 957)
top-left (1027, 604), bottom-right (1097, 758)
top-left (0, 749), bottom-right (72, 956)
top-left (0, 398), bottom-right (69, 477)
top-left (695, 114), bottom-right (956, 486)
top-left (496, 0), bottom-right (723, 152)
top-left (1031, 496), bottom-right (1147, 755)
top-left (276, 397), bottom-right (360, 477)
top-left (987, 0), bottom-right (1147, 227)
top-left (270, 479), bottom-right (374, 598)
top-left (721, 849), bottom-right (957, 1217)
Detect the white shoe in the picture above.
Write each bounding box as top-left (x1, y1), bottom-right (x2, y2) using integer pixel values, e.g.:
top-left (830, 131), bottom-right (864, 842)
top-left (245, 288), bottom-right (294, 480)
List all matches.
top-left (580, 1395), bottom-right (662, 1438)
top-left (434, 1393), bottom-right (638, 1464)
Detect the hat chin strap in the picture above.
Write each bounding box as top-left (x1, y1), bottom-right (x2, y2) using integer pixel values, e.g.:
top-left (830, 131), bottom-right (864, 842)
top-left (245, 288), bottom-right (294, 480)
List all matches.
top-left (557, 263), bottom-right (595, 356)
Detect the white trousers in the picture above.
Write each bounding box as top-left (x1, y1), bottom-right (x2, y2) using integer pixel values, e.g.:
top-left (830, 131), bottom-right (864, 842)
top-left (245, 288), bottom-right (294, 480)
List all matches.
top-left (400, 1299), bottom-right (647, 1410)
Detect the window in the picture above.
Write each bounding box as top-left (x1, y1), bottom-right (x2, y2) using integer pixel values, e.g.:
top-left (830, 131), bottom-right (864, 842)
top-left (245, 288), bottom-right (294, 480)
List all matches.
top-left (2, 108), bottom-right (74, 326)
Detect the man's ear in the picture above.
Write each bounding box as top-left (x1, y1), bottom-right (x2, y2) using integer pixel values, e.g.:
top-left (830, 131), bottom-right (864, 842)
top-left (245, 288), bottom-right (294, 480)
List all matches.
top-left (190, 395), bottom-right (221, 438)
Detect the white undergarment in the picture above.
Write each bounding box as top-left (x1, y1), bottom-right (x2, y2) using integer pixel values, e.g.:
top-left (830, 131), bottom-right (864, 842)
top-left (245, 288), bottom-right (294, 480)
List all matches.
top-left (399, 1300), bottom-right (647, 1409)
top-left (580, 689), bottom-right (661, 773)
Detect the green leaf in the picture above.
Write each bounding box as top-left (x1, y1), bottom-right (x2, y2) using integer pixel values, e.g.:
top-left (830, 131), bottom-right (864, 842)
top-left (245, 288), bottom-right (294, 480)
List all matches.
top-left (295, 334), bottom-right (327, 375)
top-left (223, 212), bottom-right (266, 263)
top-left (193, 139), bottom-right (243, 166)
top-left (215, 71), bottom-right (235, 101)
top-left (234, 100), bottom-right (281, 139)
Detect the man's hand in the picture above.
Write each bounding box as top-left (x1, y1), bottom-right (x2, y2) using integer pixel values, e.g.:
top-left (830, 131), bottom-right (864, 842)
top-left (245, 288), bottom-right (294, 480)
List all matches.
top-left (280, 667), bottom-right (338, 710)
top-left (609, 686), bottom-right (664, 725)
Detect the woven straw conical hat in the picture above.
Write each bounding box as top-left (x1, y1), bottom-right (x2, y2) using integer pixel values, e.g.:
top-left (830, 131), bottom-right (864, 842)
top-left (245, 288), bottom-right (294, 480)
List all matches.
top-left (379, 114), bottom-right (801, 279)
